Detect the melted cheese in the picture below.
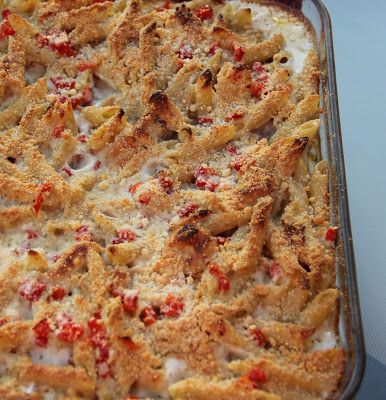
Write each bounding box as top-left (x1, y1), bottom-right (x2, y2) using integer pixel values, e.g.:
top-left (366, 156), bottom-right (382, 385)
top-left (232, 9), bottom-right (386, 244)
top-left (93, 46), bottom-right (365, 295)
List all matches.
top-left (232, 1), bottom-right (314, 73)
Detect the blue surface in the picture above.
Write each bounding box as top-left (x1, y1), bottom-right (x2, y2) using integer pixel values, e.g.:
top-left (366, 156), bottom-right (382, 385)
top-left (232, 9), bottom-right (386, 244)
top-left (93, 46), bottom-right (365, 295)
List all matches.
top-left (322, 0), bottom-right (386, 395)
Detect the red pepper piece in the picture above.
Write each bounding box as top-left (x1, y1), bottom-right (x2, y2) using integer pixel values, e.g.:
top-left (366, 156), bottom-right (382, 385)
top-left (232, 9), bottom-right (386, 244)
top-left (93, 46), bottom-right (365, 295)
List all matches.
top-left (194, 5), bottom-right (214, 22)
top-left (251, 327), bottom-right (266, 347)
top-left (51, 286), bottom-right (66, 300)
top-left (325, 227), bottom-right (337, 242)
top-left (33, 319), bottom-right (51, 347)
top-left (140, 306), bottom-right (157, 326)
top-left (33, 182), bottom-right (52, 215)
top-left (57, 322), bottom-right (84, 342)
top-left (122, 293), bottom-right (138, 315)
top-left (248, 367), bottom-right (268, 386)
top-left (160, 294), bottom-right (184, 318)
top-left (179, 203), bottom-right (198, 218)
top-left (233, 44), bottom-right (245, 62)
top-left (18, 279), bottom-right (47, 302)
top-left (158, 176), bottom-right (173, 194)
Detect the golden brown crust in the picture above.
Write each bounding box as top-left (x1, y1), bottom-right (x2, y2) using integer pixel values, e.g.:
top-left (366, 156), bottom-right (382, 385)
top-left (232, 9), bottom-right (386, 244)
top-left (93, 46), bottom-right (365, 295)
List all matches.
top-left (0, 1), bottom-right (343, 399)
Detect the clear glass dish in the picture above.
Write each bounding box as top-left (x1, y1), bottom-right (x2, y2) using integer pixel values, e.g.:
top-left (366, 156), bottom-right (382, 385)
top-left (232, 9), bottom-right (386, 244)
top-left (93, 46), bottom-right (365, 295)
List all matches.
top-left (274, 0), bottom-right (366, 398)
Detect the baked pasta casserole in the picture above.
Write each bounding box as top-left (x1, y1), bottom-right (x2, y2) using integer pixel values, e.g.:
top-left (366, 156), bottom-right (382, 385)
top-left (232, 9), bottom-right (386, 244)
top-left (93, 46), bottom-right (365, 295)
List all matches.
top-left (0, 0), bottom-right (344, 399)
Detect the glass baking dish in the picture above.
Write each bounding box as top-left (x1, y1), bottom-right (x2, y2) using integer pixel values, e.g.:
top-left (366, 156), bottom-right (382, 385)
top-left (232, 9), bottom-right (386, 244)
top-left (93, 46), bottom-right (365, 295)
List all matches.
top-left (273, 0), bottom-right (366, 398)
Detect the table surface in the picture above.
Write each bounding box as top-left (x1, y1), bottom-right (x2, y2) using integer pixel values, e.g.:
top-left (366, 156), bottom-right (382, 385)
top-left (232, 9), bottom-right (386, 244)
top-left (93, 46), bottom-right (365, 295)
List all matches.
top-left (320, 0), bottom-right (386, 396)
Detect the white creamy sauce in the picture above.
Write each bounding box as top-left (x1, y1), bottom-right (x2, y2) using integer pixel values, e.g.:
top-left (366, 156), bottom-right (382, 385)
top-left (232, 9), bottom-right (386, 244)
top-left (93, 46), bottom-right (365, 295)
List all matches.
top-left (310, 330), bottom-right (337, 351)
top-left (93, 77), bottom-right (117, 103)
top-left (74, 110), bottom-right (92, 134)
top-left (3, 299), bottom-right (32, 321)
top-left (25, 64), bottom-right (46, 85)
top-left (22, 384), bottom-right (36, 394)
top-left (30, 346), bottom-right (71, 367)
top-left (232, 1), bottom-right (314, 74)
top-left (164, 357), bottom-right (190, 386)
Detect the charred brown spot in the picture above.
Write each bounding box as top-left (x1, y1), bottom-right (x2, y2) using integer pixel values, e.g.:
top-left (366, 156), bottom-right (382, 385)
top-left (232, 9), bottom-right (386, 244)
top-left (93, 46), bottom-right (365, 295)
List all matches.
top-left (144, 21), bottom-right (157, 34)
top-left (212, 26), bottom-right (226, 34)
top-left (175, 5), bottom-right (195, 25)
top-left (27, 250), bottom-right (39, 256)
top-left (292, 137), bottom-right (309, 153)
top-left (58, 245), bottom-right (88, 274)
top-left (175, 224), bottom-right (209, 253)
top-left (7, 157), bottom-right (16, 164)
top-left (198, 209), bottom-right (211, 217)
top-left (118, 109), bottom-right (125, 119)
top-left (130, 1), bottom-right (140, 12)
top-left (299, 260), bottom-right (311, 273)
top-left (201, 69), bottom-right (213, 87)
top-left (108, 245), bottom-right (116, 255)
top-left (283, 223), bottom-right (305, 246)
top-left (176, 224), bottom-right (199, 242)
top-left (53, 228), bottom-right (64, 236)
top-left (149, 91), bottom-right (169, 106)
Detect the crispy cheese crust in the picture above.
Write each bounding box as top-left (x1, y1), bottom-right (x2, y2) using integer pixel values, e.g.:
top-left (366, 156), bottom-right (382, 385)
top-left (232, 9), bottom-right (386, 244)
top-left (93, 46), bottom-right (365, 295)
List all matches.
top-left (0, 1), bottom-right (343, 399)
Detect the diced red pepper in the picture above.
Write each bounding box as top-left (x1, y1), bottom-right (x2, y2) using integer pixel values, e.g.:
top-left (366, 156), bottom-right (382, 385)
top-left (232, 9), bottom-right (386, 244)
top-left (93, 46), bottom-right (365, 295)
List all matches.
top-left (218, 274), bottom-right (230, 292)
top-left (18, 279), bottom-right (47, 302)
top-left (209, 264), bottom-right (230, 292)
top-left (231, 157), bottom-right (243, 171)
top-left (33, 319), bottom-right (51, 347)
top-left (251, 327), bottom-right (266, 347)
top-left (2, 9), bottom-right (11, 19)
top-left (0, 10), bottom-right (15, 40)
top-left (37, 30), bottom-right (76, 57)
top-left (53, 124), bottom-right (65, 138)
top-left (51, 77), bottom-right (75, 90)
top-left (160, 294), bottom-right (184, 318)
top-left (87, 312), bottom-right (112, 378)
top-left (252, 61), bottom-right (266, 75)
top-left (93, 160), bottom-right (102, 170)
top-left (198, 116), bottom-right (213, 125)
top-left (233, 44), bottom-right (245, 62)
top-left (251, 82), bottom-right (265, 98)
top-left (75, 225), bottom-right (90, 241)
top-left (248, 367), bottom-right (268, 386)
top-left (195, 166), bottom-right (217, 177)
top-left (138, 193), bottom-right (150, 205)
top-left (57, 322), bottom-right (84, 343)
top-left (122, 293), bottom-right (138, 315)
top-left (62, 167), bottom-right (73, 177)
top-left (140, 306), bottom-right (157, 326)
top-left (226, 145), bottom-right (238, 155)
top-left (224, 111), bottom-right (244, 122)
top-left (178, 44), bottom-right (193, 60)
top-left (33, 182), bottom-right (52, 215)
top-left (112, 229), bottom-right (136, 245)
top-left (77, 134), bottom-right (88, 143)
top-left (179, 203), bottom-right (198, 218)
top-left (208, 42), bottom-right (220, 55)
top-left (51, 286), bottom-right (66, 300)
top-left (194, 5), bottom-right (214, 22)
top-left (325, 227), bottom-right (337, 242)
top-left (128, 182), bottom-right (142, 194)
top-left (119, 336), bottom-right (139, 351)
top-left (158, 176), bottom-right (173, 194)
top-left (25, 229), bottom-right (39, 240)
